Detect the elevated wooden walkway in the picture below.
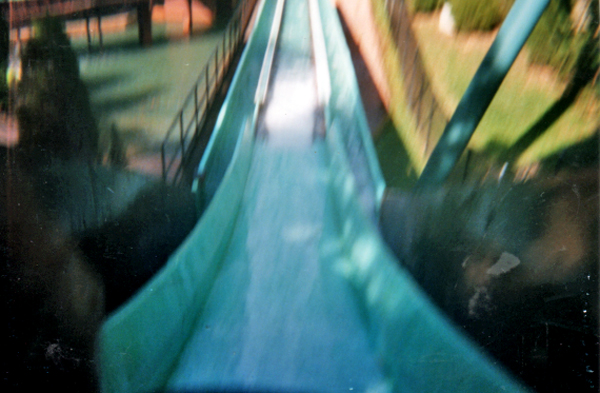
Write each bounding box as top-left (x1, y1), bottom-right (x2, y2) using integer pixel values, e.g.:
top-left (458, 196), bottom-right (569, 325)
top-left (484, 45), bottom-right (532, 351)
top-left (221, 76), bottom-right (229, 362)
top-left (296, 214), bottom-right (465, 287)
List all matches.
top-left (1, 0), bottom-right (153, 45)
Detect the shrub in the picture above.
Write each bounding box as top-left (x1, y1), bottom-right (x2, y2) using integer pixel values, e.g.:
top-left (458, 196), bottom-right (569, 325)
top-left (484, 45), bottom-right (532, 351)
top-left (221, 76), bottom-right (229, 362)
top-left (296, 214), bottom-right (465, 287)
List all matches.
top-left (450, 0), bottom-right (513, 31)
top-left (526, 0), bottom-right (592, 79)
top-left (16, 17), bottom-right (99, 162)
top-left (23, 18), bottom-right (79, 78)
top-left (408, 0), bottom-right (445, 13)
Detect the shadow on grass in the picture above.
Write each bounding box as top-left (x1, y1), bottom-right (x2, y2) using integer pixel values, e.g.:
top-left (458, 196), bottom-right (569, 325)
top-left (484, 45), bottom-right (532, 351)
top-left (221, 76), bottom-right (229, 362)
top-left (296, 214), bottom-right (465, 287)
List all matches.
top-left (82, 71), bottom-right (130, 92)
top-left (375, 118), bottom-right (417, 190)
top-left (505, 83), bottom-right (594, 162)
top-left (542, 131), bottom-right (599, 173)
top-left (504, 32), bottom-right (599, 162)
top-left (103, 125), bottom-right (154, 150)
top-left (445, 140), bottom-right (509, 184)
top-left (91, 85), bottom-right (165, 116)
top-left (445, 131), bottom-right (599, 185)
top-left (73, 29), bottom-right (170, 56)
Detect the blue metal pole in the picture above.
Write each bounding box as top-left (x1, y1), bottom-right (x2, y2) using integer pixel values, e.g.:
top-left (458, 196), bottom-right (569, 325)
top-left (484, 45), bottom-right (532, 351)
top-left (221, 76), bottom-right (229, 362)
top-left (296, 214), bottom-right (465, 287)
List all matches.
top-left (416, 0), bottom-right (550, 188)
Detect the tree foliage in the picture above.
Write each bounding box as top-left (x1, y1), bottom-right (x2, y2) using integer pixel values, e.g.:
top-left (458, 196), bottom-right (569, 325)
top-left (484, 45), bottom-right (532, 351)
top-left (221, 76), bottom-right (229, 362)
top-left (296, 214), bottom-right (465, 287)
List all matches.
top-left (527, 0), bottom-right (598, 83)
top-left (407, 0), bottom-right (445, 13)
top-left (449, 0), bottom-right (513, 31)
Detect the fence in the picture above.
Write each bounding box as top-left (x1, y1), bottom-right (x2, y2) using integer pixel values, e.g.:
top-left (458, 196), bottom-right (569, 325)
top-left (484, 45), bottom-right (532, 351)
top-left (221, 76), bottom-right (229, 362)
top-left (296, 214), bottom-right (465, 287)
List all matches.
top-left (384, 0), bottom-right (447, 157)
top-left (160, 0), bottom-right (258, 185)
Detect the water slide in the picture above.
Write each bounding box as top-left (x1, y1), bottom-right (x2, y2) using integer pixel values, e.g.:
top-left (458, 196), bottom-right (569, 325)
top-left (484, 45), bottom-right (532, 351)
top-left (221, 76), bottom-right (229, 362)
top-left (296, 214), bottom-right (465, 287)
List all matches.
top-left (98, 1), bottom-right (530, 392)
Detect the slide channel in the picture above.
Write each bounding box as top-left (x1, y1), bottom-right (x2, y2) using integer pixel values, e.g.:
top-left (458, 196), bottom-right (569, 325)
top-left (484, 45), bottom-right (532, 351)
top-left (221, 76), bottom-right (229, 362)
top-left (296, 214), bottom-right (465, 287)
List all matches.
top-left (164, 0), bottom-right (388, 391)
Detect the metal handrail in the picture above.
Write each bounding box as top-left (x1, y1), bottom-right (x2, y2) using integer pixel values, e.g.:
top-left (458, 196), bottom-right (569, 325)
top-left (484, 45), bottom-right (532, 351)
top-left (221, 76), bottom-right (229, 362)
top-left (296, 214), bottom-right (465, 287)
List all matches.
top-left (254, 0), bottom-right (285, 106)
top-left (160, 0), bottom-right (258, 185)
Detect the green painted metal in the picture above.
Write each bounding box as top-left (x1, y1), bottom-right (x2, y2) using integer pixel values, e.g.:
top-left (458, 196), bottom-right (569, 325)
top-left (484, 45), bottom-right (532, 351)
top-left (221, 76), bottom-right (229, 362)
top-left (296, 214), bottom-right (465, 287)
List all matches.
top-left (324, 115), bottom-right (529, 393)
top-left (254, 0), bottom-right (285, 105)
top-left (315, 0), bottom-right (386, 217)
top-left (98, 115), bottom-right (256, 393)
top-left (97, 0), bottom-right (276, 390)
top-left (192, 0), bottom-right (276, 206)
top-left (416, 0), bottom-right (550, 188)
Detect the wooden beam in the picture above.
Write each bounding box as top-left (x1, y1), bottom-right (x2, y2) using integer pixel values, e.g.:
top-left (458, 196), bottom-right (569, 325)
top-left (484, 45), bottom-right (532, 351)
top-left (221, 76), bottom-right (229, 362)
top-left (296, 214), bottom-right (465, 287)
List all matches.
top-left (85, 15), bottom-right (91, 50)
top-left (137, 1), bottom-right (152, 47)
top-left (187, 0), bottom-right (193, 36)
top-left (4, 0), bottom-right (146, 26)
top-left (97, 14), bottom-right (103, 49)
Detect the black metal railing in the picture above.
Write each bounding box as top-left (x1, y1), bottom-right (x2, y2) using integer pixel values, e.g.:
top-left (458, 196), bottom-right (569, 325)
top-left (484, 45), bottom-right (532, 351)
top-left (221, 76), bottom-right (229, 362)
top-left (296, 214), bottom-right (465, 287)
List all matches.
top-left (384, 0), bottom-right (447, 157)
top-left (160, 0), bottom-right (258, 185)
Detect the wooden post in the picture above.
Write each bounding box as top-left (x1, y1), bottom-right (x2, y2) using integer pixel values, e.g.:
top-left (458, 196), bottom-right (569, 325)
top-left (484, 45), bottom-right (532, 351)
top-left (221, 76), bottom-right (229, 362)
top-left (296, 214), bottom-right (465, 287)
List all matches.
top-left (97, 14), bottom-right (103, 50)
top-left (215, 0), bottom-right (234, 22)
top-left (137, 1), bottom-right (152, 47)
top-left (187, 0), bottom-right (193, 36)
top-left (85, 15), bottom-right (91, 51)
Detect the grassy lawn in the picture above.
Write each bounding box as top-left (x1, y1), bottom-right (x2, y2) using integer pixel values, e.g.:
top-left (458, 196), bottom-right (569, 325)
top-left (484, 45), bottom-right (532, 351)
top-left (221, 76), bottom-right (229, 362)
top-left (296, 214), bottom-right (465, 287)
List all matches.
top-left (375, 118), bottom-right (418, 189)
top-left (72, 23), bottom-right (225, 155)
top-left (370, 0), bottom-right (426, 177)
top-left (411, 13), bottom-right (598, 167)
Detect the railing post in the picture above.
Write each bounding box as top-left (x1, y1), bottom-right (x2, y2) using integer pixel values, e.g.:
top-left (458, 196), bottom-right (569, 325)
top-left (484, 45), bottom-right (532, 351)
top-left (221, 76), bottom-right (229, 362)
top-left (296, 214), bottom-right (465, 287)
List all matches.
top-left (85, 15), bottom-right (92, 51)
top-left (237, 19), bottom-right (241, 49)
top-left (205, 66), bottom-right (209, 111)
top-left (215, 46), bottom-right (219, 81)
top-left (161, 143), bottom-right (167, 182)
top-left (137, 0), bottom-right (153, 47)
top-left (426, 92), bottom-right (434, 154)
top-left (416, 67), bottom-right (425, 129)
top-left (97, 13), bottom-right (103, 50)
top-left (407, 47), bottom-right (418, 110)
top-left (230, 21), bottom-right (234, 59)
top-left (194, 85), bottom-right (199, 135)
top-left (159, 0), bottom-right (257, 185)
top-left (179, 111), bottom-right (185, 156)
top-left (222, 32), bottom-right (226, 67)
top-left (237, 10), bottom-right (244, 42)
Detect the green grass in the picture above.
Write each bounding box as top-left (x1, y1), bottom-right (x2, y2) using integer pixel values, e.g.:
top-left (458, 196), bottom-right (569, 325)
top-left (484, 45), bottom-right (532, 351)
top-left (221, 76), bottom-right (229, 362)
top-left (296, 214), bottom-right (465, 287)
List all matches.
top-left (370, 0), bottom-right (427, 174)
top-left (375, 118), bottom-right (418, 189)
top-left (412, 16), bottom-right (598, 167)
top-left (73, 24), bottom-right (225, 153)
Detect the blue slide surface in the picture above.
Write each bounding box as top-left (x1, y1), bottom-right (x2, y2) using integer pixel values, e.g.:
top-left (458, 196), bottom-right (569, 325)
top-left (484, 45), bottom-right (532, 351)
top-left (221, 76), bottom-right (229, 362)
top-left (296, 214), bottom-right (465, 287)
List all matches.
top-left (98, 1), bottom-right (530, 392)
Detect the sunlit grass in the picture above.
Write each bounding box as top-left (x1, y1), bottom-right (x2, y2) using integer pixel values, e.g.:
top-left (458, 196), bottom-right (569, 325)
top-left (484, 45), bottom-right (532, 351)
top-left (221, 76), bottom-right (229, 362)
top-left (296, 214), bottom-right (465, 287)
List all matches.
top-left (375, 118), bottom-right (418, 189)
top-left (412, 13), bottom-right (598, 167)
top-left (370, 0), bottom-right (427, 174)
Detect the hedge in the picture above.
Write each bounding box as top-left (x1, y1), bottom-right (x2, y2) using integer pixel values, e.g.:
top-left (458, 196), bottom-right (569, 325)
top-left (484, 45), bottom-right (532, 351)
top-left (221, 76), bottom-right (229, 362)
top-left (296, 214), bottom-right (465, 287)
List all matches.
top-left (407, 0), bottom-right (445, 13)
top-left (526, 0), bottom-right (596, 81)
top-left (16, 17), bottom-right (99, 162)
top-left (449, 0), bottom-right (513, 32)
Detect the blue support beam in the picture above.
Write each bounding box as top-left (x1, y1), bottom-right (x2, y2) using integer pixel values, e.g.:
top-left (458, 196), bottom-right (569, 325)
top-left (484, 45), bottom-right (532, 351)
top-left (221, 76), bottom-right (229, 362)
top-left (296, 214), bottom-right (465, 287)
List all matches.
top-left (416, 0), bottom-right (550, 188)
